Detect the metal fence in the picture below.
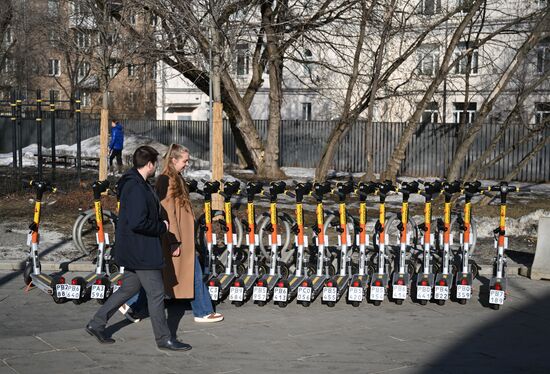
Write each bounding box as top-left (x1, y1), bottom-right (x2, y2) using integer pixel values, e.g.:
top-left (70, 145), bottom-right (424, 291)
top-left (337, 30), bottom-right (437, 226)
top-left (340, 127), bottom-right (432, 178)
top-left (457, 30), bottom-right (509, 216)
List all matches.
top-left (1, 117), bottom-right (548, 182)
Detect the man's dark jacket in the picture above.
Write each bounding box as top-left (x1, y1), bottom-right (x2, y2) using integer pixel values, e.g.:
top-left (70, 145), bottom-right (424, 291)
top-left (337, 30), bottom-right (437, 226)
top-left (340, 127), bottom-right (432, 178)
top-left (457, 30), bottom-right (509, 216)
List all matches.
top-left (114, 168), bottom-right (167, 270)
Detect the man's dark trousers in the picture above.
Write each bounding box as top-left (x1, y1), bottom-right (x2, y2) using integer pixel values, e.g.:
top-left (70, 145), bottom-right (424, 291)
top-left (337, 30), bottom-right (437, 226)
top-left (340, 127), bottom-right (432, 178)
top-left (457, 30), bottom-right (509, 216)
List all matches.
top-left (88, 269), bottom-right (170, 345)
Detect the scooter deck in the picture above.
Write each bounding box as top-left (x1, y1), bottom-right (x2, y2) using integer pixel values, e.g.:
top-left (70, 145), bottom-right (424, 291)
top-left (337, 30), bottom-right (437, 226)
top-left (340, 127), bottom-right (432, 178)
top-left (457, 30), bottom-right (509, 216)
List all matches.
top-left (218, 273), bottom-right (237, 296)
top-left (322, 275), bottom-right (351, 304)
top-left (287, 275), bottom-right (308, 294)
top-left (30, 273), bottom-right (53, 294)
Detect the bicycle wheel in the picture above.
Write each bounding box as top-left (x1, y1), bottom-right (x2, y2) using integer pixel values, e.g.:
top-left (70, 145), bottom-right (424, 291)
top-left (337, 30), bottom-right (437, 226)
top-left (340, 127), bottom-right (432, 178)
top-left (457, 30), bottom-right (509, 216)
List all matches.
top-left (257, 213), bottom-right (293, 266)
top-left (74, 209), bottom-right (117, 259)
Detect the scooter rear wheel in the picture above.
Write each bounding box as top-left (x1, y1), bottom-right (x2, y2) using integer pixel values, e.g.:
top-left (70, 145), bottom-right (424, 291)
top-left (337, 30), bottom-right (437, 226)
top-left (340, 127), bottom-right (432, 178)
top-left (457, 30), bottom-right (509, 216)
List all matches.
top-left (300, 301), bottom-right (311, 307)
top-left (395, 299), bottom-right (403, 305)
top-left (278, 301), bottom-right (288, 308)
top-left (419, 299), bottom-right (427, 306)
top-left (326, 301), bottom-right (335, 308)
top-left (351, 301), bottom-right (360, 307)
top-left (436, 299), bottom-right (445, 306)
top-left (373, 300), bottom-right (381, 306)
top-left (458, 299), bottom-right (467, 305)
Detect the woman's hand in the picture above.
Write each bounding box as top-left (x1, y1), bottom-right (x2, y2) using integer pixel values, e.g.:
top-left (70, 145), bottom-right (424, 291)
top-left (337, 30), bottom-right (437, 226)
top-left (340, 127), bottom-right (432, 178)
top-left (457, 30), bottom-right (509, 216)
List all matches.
top-left (172, 247), bottom-right (181, 257)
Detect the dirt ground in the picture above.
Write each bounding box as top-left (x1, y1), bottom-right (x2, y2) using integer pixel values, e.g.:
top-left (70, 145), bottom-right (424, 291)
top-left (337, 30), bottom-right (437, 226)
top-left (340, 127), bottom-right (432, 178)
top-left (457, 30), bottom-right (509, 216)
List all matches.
top-left (1, 166), bottom-right (548, 267)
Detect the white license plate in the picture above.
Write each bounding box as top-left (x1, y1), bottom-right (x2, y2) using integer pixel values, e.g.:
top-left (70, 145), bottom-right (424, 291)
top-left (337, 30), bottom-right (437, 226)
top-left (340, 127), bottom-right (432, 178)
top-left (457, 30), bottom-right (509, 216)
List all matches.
top-left (252, 286), bottom-right (267, 301)
top-left (434, 285), bottom-right (449, 300)
top-left (456, 285), bottom-right (471, 299)
top-left (322, 286), bottom-right (337, 302)
top-left (56, 284), bottom-right (80, 299)
top-left (208, 286), bottom-right (219, 301)
top-left (417, 285), bottom-right (432, 300)
top-left (273, 287), bottom-right (288, 302)
top-left (348, 286), bottom-right (363, 302)
top-left (91, 284), bottom-right (106, 299)
top-left (489, 289), bottom-right (505, 305)
top-left (392, 285), bottom-right (407, 300)
top-left (112, 285), bottom-right (121, 293)
top-left (370, 286), bottom-right (385, 301)
top-left (297, 286), bottom-right (312, 301)
top-left (229, 286), bottom-right (244, 301)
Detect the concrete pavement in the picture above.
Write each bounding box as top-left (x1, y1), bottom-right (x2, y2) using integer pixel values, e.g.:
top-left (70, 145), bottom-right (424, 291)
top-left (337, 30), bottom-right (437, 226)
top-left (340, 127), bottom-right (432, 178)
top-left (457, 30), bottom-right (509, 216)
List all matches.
top-left (1, 270), bottom-right (549, 374)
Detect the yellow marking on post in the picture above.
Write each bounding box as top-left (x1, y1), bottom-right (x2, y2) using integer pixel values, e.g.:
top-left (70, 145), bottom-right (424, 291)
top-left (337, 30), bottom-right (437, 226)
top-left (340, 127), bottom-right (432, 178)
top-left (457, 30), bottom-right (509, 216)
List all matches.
top-left (360, 203), bottom-right (366, 225)
top-left (94, 201), bottom-right (103, 224)
top-left (317, 203), bottom-right (324, 224)
top-left (402, 202), bottom-right (408, 224)
top-left (500, 206), bottom-right (506, 228)
top-left (296, 203), bottom-right (303, 226)
top-left (205, 202), bottom-right (211, 222)
top-left (444, 202), bottom-right (451, 224)
top-left (380, 204), bottom-right (385, 225)
top-left (225, 202), bottom-right (232, 224)
top-left (464, 203), bottom-right (471, 224)
top-left (270, 203), bottom-right (277, 224)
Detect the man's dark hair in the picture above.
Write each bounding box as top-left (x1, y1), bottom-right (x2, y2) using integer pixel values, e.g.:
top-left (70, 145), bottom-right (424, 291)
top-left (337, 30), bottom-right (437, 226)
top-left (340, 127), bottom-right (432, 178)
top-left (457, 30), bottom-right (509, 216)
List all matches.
top-left (133, 145), bottom-right (159, 168)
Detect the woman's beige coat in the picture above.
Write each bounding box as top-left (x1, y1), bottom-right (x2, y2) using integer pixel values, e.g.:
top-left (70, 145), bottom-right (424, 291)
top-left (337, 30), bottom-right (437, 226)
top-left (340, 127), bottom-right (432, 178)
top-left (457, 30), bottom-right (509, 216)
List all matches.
top-left (157, 175), bottom-right (195, 299)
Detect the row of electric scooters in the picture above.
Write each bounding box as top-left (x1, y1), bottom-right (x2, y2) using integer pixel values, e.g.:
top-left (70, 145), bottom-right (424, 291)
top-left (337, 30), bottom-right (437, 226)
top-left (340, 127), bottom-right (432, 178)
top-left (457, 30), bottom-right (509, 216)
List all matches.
top-left (198, 179), bottom-right (515, 310)
top-left (22, 178), bottom-right (517, 310)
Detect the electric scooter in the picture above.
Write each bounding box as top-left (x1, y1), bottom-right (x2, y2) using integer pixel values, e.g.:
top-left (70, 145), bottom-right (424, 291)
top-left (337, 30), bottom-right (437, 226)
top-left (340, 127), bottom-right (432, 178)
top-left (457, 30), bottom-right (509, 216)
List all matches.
top-left (347, 181), bottom-right (377, 307)
top-left (488, 181), bottom-right (517, 310)
top-left (322, 180), bottom-right (355, 307)
top-left (252, 181), bottom-right (289, 306)
top-left (273, 181), bottom-right (313, 307)
top-left (433, 180), bottom-right (462, 305)
top-left (390, 180), bottom-right (419, 305)
top-left (207, 180), bottom-right (241, 304)
top-left (70, 181), bottom-right (113, 304)
top-left (414, 180), bottom-right (442, 305)
top-left (369, 180), bottom-right (395, 306)
top-left (454, 181), bottom-right (483, 304)
top-left (22, 180), bottom-right (67, 303)
top-left (229, 181), bottom-right (264, 306)
top-left (296, 181), bottom-right (333, 307)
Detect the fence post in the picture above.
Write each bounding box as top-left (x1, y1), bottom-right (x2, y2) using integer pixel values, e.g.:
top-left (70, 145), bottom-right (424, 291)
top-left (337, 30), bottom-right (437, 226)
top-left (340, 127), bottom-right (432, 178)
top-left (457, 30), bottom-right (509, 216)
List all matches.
top-left (10, 90), bottom-right (17, 175)
top-left (16, 90), bottom-right (23, 176)
top-left (36, 90), bottom-right (43, 181)
top-left (75, 90), bottom-right (82, 183)
top-left (50, 90), bottom-right (56, 181)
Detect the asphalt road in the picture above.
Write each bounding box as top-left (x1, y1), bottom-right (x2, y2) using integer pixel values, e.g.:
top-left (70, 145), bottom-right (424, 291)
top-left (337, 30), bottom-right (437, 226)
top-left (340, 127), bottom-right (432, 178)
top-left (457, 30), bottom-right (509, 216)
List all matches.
top-left (1, 270), bottom-right (549, 374)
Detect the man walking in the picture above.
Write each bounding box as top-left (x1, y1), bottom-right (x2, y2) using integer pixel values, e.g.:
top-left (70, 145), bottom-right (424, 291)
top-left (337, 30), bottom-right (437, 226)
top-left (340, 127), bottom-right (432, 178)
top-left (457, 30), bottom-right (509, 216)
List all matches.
top-left (109, 119), bottom-right (124, 175)
top-left (85, 145), bottom-right (191, 352)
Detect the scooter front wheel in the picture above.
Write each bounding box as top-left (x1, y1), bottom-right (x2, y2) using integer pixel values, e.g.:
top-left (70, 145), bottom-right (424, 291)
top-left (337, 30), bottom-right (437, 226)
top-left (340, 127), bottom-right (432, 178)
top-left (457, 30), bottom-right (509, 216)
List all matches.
top-left (23, 262), bottom-right (33, 286)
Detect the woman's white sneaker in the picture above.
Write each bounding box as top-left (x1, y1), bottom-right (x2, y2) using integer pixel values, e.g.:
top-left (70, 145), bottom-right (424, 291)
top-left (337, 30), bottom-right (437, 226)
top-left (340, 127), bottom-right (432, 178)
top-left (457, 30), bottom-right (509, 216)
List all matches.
top-left (194, 313), bottom-right (224, 323)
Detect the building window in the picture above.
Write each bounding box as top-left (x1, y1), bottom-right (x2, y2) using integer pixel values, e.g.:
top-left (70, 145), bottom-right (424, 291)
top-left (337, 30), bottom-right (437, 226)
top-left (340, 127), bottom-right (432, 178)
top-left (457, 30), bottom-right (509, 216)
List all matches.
top-left (417, 44), bottom-right (439, 76)
top-left (537, 0), bottom-right (548, 8)
top-left (418, 0), bottom-right (441, 15)
top-left (421, 102), bottom-right (439, 124)
top-left (536, 45), bottom-right (550, 74)
top-left (72, 1), bottom-right (89, 17)
top-left (302, 102), bottom-right (312, 121)
top-left (48, 0), bottom-right (59, 17)
top-left (453, 102), bottom-right (477, 124)
top-left (454, 42), bottom-right (478, 75)
top-left (535, 103), bottom-right (550, 125)
top-left (127, 64), bottom-right (136, 78)
top-left (150, 15), bottom-right (159, 27)
top-left (236, 44), bottom-right (249, 76)
top-left (81, 91), bottom-right (90, 107)
top-left (151, 63), bottom-right (157, 80)
top-left (48, 59), bottom-right (61, 76)
top-left (128, 92), bottom-right (137, 109)
top-left (303, 49), bottom-right (314, 76)
top-left (76, 31), bottom-right (91, 48)
top-left (129, 14), bottom-right (137, 25)
top-left (77, 62), bottom-right (90, 80)
top-left (48, 30), bottom-right (60, 46)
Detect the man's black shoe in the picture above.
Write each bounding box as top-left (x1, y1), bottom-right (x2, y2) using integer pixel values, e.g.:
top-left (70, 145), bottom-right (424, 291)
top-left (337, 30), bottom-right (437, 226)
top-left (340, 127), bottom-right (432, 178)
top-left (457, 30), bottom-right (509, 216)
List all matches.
top-left (157, 339), bottom-right (192, 351)
top-left (85, 324), bottom-right (115, 344)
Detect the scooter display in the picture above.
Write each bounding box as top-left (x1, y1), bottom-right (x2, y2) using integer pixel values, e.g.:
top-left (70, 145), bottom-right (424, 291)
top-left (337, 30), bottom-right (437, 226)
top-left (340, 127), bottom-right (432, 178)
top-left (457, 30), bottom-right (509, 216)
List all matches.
top-left (273, 181), bottom-right (313, 307)
top-left (252, 181), bottom-right (289, 306)
top-left (22, 180), bottom-right (67, 303)
top-left (229, 181), bottom-right (265, 306)
top-left (414, 180), bottom-right (442, 305)
top-left (322, 180), bottom-right (355, 307)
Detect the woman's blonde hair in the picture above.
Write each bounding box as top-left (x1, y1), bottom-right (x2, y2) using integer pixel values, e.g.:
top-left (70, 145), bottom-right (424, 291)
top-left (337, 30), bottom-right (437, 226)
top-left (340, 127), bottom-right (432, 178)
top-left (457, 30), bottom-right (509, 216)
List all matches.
top-left (160, 143), bottom-right (191, 210)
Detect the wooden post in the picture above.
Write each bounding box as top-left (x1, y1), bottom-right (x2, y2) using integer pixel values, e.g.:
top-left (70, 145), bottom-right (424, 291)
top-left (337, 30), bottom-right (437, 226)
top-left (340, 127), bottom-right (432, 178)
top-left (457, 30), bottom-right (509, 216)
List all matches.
top-left (99, 91), bottom-right (109, 181)
top-left (211, 26), bottom-right (223, 210)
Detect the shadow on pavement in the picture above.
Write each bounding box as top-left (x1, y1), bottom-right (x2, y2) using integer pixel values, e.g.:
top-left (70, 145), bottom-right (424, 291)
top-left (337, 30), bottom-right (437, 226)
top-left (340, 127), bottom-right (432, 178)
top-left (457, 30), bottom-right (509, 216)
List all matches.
top-left (421, 288), bottom-right (550, 373)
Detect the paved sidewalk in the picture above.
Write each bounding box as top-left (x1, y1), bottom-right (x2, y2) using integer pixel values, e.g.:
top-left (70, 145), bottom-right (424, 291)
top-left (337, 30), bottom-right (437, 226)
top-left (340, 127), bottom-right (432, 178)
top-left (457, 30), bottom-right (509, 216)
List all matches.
top-left (1, 270), bottom-right (549, 374)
